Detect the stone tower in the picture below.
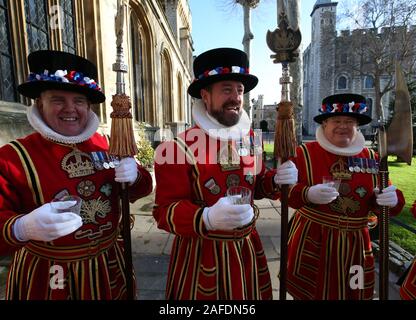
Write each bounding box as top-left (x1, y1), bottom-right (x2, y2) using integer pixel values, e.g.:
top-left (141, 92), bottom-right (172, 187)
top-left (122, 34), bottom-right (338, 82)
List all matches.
top-left (303, 0), bottom-right (337, 135)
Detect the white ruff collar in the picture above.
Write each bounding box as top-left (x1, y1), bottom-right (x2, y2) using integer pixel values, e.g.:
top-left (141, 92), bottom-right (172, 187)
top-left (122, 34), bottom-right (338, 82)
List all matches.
top-left (27, 104), bottom-right (100, 144)
top-left (192, 99), bottom-right (250, 141)
top-left (316, 126), bottom-right (365, 156)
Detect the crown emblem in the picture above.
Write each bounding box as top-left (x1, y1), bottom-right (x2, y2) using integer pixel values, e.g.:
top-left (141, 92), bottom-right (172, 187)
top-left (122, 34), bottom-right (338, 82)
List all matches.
top-left (61, 149), bottom-right (95, 178)
top-left (218, 142), bottom-right (241, 172)
top-left (330, 158), bottom-right (352, 180)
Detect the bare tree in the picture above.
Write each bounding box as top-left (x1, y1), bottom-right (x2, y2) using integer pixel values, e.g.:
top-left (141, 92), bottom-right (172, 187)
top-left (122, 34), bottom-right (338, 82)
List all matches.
top-left (235, 0), bottom-right (260, 119)
top-left (338, 0), bottom-right (416, 121)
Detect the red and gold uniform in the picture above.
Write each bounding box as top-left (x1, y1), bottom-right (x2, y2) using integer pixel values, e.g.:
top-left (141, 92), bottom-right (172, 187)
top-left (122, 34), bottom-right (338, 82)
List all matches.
top-left (287, 141), bottom-right (404, 300)
top-left (153, 126), bottom-right (279, 300)
top-left (400, 259), bottom-right (416, 300)
top-left (0, 132), bottom-right (152, 300)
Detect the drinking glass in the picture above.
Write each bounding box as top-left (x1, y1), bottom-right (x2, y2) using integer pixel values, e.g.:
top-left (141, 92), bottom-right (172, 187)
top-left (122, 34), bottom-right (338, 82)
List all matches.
top-left (226, 186), bottom-right (252, 205)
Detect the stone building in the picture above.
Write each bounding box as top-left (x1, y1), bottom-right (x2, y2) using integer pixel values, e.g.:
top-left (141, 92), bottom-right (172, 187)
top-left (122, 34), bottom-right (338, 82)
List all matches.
top-left (303, 0), bottom-right (415, 137)
top-left (252, 94), bottom-right (277, 134)
top-left (0, 0), bottom-right (193, 147)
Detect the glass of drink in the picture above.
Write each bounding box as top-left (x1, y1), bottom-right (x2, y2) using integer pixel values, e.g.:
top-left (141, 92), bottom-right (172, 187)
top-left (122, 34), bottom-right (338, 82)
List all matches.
top-left (51, 195), bottom-right (83, 216)
top-left (226, 186), bottom-right (252, 205)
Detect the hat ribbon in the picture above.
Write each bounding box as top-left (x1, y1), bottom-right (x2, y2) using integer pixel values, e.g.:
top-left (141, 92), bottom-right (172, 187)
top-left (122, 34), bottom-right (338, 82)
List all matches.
top-left (27, 69), bottom-right (102, 92)
top-left (319, 101), bottom-right (367, 114)
top-left (193, 66), bottom-right (250, 83)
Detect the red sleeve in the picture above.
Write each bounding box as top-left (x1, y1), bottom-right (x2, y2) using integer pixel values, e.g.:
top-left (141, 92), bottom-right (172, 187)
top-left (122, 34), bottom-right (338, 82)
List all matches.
top-left (0, 145), bottom-right (30, 255)
top-left (128, 164), bottom-right (153, 202)
top-left (288, 145), bottom-right (311, 209)
top-left (254, 166), bottom-right (280, 201)
top-left (152, 141), bottom-right (206, 238)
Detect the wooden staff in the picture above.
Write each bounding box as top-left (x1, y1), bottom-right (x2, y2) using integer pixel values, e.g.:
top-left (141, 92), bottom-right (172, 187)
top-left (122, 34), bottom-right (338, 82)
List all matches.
top-left (377, 61), bottom-right (413, 300)
top-left (108, 0), bottom-right (138, 300)
top-left (267, 11), bottom-right (301, 300)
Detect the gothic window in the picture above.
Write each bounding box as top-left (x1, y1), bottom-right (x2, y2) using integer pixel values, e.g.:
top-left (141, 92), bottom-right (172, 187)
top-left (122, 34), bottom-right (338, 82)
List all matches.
top-left (161, 49), bottom-right (173, 124)
top-left (364, 75), bottom-right (374, 89)
top-left (177, 73), bottom-right (184, 121)
top-left (131, 18), bottom-right (146, 122)
top-left (0, 0), bottom-right (16, 102)
top-left (340, 54), bottom-right (347, 64)
top-left (337, 76), bottom-right (348, 90)
top-left (61, 0), bottom-right (76, 54)
top-left (25, 0), bottom-right (50, 52)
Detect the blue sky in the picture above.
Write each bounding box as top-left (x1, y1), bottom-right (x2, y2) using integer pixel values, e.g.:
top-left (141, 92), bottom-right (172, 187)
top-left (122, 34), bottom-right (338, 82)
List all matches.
top-left (189, 0), bottom-right (316, 105)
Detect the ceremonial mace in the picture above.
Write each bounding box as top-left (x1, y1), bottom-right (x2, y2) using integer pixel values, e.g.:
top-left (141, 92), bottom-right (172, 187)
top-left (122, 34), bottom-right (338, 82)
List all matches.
top-left (266, 11), bottom-right (301, 300)
top-left (109, 0), bottom-right (138, 300)
top-left (376, 61), bottom-right (413, 300)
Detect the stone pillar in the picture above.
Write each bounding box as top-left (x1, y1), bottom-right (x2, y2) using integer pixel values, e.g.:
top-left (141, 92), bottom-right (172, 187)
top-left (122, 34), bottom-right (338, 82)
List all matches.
top-left (0, 102), bottom-right (33, 147)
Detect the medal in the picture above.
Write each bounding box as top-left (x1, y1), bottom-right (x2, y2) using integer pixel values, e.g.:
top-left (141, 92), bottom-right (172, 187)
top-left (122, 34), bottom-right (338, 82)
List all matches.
top-left (98, 152), bottom-right (110, 169)
top-left (238, 135), bottom-right (249, 157)
top-left (353, 158), bottom-right (361, 173)
top-left (347, 157), bottom-right (354, 172)
top-left (360, 158), bottom-right (366, 173)
top-left (238, 148), bottom-right (248, 156)
top-left (104, 152), bottom-right (114, 168)
top-left (110, 155), bottom-right (120, 168)
top-left (365, 159), bottom-right (372, 173)
top-left (90, 152), bottom-right (103, 170)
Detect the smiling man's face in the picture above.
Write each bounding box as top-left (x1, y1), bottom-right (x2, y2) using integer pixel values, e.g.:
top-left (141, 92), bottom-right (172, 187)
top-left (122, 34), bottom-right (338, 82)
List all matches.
top-left (200, 80), bottom-right (244, 127)
top-left (37, 90), bottom-right (90, 136)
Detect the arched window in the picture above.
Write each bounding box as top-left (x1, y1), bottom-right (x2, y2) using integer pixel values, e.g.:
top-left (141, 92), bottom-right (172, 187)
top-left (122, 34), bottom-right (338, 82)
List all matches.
top-left (364, 75), bottom-right (374, 89)
top-left (61, 0), bottom-right (76, 54)
top-left (129, 4), bottom-right (154, 125)
top-left (161, 49), bottom-right (173, 123)
top-left (25, 0), bottom-right (50, 52)
top-left (337, 76), bottom-right (348, 90)
top-left (177, 73), bottom-right (184, 121)
top-left (131, 16), bottom-right (146, 122)
top-left (0, 0), bottom-right (16, 101)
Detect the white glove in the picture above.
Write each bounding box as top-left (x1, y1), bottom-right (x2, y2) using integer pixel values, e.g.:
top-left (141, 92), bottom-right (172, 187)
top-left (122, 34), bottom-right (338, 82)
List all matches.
top-left (202, 197), bottom-right (254, 231)
top-left (307, 184), bottom-right (339, 204)
top-left (274, 160), bottom-right (298, 185)
top-left (375, 185), bottom-right (398, 208)
top-left (115, 157), bottom-right (138, 185)
top-left (13, 202), bottom-right (83, 242)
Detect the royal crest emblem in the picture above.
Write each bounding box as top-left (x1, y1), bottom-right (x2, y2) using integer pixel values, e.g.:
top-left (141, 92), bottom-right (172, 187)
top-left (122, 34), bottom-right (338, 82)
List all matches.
top-left (61, 149), bottom-right (95, 178)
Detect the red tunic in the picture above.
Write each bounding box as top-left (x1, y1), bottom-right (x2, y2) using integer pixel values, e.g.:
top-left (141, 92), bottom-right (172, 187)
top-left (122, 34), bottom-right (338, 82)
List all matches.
top-left (400, 259), bottom-right (416, 300)
top-left (0, 132), bottom-right (152, 300)
top-left (153, 127), bottom-right (279, 300)
top-left (287, 142), bottom-right (404, 300)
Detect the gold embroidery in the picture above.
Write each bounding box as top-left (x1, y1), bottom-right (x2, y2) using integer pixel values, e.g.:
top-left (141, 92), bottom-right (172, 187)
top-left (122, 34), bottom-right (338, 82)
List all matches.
top-left (80, 197), bottom-right (111, 224)
top-left (61, 148), bottom-right (95, 178)
top-left (77, 180), bottom-right (96, 197)
top-left (218, 142), bottom-right (240, 171)
top-left (74, 221), bottom-right (113, 240)
top-left (329, 196), bottom-right (360, 215)
top-left (330, 158), bottom-right (352, 180)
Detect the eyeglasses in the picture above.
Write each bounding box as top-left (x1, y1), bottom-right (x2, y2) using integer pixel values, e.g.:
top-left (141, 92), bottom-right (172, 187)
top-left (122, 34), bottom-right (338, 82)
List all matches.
top-left (326, 119), bottom-right (358, 127)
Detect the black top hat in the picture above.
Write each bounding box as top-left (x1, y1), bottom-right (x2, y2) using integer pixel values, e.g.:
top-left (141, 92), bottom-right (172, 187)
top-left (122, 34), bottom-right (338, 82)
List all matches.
top-left (18, 50), bottom-right (105, 104)
top-left (314, 93), bottom-right (372, 126)
top-left (187, 47), bottom-right (258, 99)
